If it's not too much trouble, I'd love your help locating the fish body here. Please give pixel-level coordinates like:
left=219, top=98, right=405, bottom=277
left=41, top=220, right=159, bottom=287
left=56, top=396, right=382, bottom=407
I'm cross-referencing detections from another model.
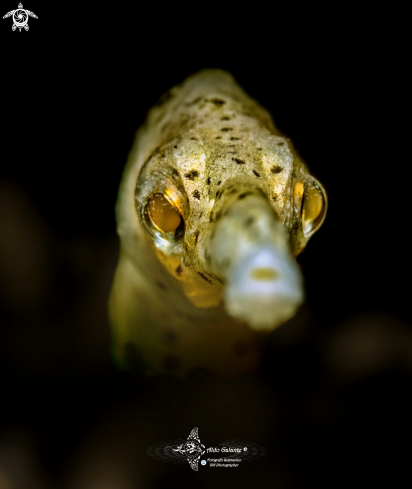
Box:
left=109, top=70, right=327, bottom=377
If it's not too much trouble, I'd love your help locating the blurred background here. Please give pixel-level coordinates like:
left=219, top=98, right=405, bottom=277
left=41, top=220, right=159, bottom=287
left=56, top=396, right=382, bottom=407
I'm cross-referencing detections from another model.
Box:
left=0, top=4, right=408, bottom=488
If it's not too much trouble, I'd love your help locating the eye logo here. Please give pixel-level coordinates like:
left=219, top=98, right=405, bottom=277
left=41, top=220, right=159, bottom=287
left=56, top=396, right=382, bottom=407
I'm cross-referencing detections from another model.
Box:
left=172, top=427, right=206, bottom=471
left=3, top=3, right=38, bottom=32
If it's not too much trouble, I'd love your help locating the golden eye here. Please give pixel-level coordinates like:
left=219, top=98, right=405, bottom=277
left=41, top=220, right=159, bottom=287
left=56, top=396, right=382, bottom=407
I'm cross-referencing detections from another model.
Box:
left=141, top=192, right=185, bottom=244
left=148, top=193, right=181, bottom=233
left=301, top=178, right=327, bottom=236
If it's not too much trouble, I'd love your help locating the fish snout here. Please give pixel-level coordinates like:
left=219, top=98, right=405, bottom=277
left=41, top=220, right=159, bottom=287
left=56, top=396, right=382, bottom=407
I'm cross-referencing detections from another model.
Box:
left=225, top=248, right=304, bottom=330
left=203, top=189, right=304, bottom=330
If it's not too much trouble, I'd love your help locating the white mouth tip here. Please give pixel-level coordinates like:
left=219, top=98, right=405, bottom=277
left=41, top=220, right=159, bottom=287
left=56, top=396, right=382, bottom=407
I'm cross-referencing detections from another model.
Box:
left=226, top=292, right=303, bottom=330
left=224, top=250, right=304, bottom=331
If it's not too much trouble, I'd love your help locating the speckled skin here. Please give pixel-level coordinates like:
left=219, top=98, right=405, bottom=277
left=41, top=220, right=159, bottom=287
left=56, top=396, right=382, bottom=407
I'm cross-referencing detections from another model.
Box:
left=108, top=70, right=323, bottom=377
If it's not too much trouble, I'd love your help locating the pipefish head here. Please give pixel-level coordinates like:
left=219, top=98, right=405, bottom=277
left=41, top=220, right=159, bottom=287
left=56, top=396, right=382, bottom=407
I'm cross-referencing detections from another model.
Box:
left=135, top=128, right=327, bottom=331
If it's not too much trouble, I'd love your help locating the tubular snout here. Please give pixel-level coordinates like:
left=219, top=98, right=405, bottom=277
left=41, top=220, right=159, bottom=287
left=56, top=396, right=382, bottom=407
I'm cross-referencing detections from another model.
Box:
left=202, top=189, right=304, bottom=330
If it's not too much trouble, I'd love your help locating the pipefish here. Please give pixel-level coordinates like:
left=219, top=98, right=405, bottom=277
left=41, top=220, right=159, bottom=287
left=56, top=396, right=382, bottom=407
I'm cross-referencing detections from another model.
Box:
left=108, top=70, right=327, bottom=377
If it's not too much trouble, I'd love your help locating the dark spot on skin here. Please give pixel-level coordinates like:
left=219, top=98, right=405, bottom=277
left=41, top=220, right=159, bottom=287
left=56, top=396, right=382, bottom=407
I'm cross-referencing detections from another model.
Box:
left=207, top=177, right=211, bottom=185
left=192, top=189, right=201, bottom=200
left=184, top=170, right=199, bottom=180
left=190, top=137, right=198, bottom=140
left=257, top=148, right=262, bottom=151
left=175, top=264, right=182, bottom=276
left=233, top=158, right=245, bottom=164
left=233, top=341, right=249, bottom=357
left=174, top=145, right=177, bottom=149
left=230, top=137, right=241, bottom=141
left=216, top=209, right=222, bottom=221
left=277, top=141, right=285, bottom=146
left=194, top=231, right=199, bottom=245
left=221, top=116, right=230, bottom=121
left=215, top=190, right=220, bottom=198
left=272, top=195, right=278, bottom=202
left=163, top=355, right=180, bottom=371
left=215, top=136, right=222, bottom=139
left=157, top=281, right=167, bottom=290
left=171, top=168, right=179, bottom=177
left=198, top=272, right=213, bottom=284
left=199, top=212, right=203, bottom=218
left=221, top=127, right=233, bottom=132
left=217, top=181, right=221, bottom=186
left=238, top=192, right=252, bottom=200
left=211, top=99, right=225, bottom=105
left=245, top=216, right=255, bottom=227
left=252, top=170, right=261, bottom=177
left=206, top=271, right=218, bottom=281
left=209, top=212, right=214, bottom=222
left=164, top=331, right=178, bottom=343
left=271, top=165, right=283, bottom=174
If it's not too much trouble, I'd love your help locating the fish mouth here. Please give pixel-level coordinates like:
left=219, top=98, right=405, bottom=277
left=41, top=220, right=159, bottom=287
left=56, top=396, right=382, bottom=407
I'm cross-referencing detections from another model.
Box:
left=224, top=248, right=304, bottom=330
left=203, top=188, right=304, bottom=330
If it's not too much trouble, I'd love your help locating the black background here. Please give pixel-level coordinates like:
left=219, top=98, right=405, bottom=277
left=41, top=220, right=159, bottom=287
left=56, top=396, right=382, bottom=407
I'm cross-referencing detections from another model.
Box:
left=0, top=4, right=409, bottom=489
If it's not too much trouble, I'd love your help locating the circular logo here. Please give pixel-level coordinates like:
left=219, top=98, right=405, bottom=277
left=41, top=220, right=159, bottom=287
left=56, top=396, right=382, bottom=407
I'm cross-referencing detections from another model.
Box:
left=13, top=9, right=28, bottom=28
left=201, top=460, right=206, bottom=465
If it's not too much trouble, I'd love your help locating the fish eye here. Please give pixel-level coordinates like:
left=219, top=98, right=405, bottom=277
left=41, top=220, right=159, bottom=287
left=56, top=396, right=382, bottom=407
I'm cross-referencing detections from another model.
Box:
left=149, top=193, right=181, bottom=232
left=141, top=192, right=185, bottom=243
left=301, top=178, right=327, bottom=237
